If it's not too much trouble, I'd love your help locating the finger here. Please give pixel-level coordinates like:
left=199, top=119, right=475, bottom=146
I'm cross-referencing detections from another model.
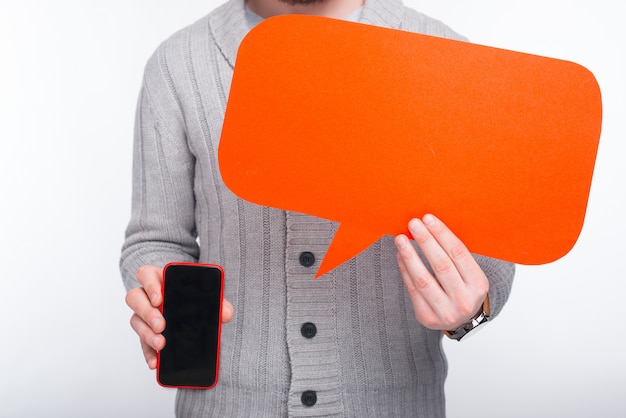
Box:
left=421, top=214, right=487, bottom=287
left=136, top=265, right=163, bottom=307
left=126, top=287, right=166, bottom=334
left=408, top=217, right=465, bottom=296
left=222, top=298, right=234, bottom=324
left=140, top=340, right=159, bottom=370
left=130, top=313, right=166, bottom=354
left=396, top=251, right=442, bottom=330
left=394, top=234, right=446, bottom=307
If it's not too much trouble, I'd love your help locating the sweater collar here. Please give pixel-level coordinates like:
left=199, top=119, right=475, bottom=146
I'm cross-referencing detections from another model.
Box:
left=209, top=0, right=405, bottom=68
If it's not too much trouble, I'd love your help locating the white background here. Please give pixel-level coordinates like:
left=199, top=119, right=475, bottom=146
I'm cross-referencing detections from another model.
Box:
left=1, top=1, right=624, bottom=417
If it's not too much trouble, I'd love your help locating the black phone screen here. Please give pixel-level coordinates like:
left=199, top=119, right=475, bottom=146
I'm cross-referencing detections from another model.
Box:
left=157, top=263, right=224, bottom=389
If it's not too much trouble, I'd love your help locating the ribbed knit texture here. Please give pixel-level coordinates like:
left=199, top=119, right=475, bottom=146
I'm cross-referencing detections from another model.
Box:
left=120, top=0, right=515, bottom=416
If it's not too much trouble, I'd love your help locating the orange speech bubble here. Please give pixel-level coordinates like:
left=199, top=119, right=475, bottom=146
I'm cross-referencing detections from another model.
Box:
left=218, top=15, right=602, bottom=278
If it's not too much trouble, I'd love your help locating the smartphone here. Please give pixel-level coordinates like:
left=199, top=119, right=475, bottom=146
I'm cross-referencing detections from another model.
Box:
left=157, top=262, right=224, bottom=389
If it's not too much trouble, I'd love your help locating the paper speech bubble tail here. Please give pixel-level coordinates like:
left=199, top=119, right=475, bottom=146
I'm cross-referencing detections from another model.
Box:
left=315, top=224, right=383, bottom=279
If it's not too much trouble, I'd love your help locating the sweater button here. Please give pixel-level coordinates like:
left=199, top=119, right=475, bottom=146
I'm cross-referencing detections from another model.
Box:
left=301, top=322, right=317, bottom=339
left=299, top=251, right=315, bottom=267
left=301, top=390, right=317, bottom=407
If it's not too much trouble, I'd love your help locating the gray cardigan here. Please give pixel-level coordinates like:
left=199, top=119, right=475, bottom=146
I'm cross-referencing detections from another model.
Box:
left=120, top=0, right=515, bottom=416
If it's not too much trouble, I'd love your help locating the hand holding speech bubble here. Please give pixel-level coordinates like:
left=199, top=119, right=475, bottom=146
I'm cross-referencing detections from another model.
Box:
left=219, top=15, right=602, bottom=278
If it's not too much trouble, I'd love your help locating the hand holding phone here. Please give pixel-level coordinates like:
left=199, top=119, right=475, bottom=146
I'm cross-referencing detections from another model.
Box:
left=157, top=262, right=224, bottom=389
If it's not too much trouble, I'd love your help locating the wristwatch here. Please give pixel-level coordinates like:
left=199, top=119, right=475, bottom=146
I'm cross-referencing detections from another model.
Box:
left=443, top=295, right=491, bottom=341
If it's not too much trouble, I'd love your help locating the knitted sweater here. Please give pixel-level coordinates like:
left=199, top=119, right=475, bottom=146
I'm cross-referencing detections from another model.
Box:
left=120, top=0, right=515, bottom=416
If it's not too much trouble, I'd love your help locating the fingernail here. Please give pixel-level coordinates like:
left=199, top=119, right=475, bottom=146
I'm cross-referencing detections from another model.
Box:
left=408, top=218, right=423, bottom=232
left=423, top=214, right=436, bottom=226
left=395, top=235, right=409, bottom=249
left=152, top=337, right=161, bottom=350
left=151, top=317, right=160, bottom=330
left=150, top=293, right=159, bottom=303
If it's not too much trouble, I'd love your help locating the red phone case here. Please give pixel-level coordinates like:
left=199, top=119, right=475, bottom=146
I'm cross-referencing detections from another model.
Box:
left=156, top=262, right=224, bottom=389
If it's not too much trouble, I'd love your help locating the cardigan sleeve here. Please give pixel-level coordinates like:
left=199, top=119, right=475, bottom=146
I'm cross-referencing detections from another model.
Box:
left=473, top=255, right=515, bottom=319
left=119, top=47, right=200, bottom=291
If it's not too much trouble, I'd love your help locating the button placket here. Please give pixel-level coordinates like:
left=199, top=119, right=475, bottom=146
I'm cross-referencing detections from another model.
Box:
left=285, top=212, right=345, bottom=415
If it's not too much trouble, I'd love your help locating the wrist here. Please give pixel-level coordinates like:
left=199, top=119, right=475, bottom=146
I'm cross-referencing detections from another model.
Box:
left=443, top=294, right=490, bottom=341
